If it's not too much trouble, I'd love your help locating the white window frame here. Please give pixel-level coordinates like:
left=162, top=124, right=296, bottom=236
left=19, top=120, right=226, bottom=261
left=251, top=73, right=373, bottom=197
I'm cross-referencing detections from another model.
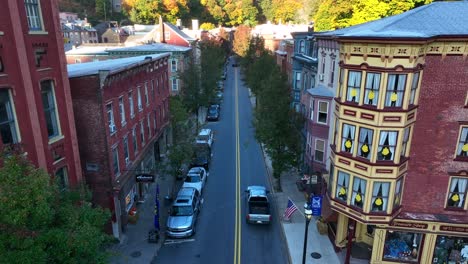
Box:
left=456, top=127, right=468, bottom=157
left=172, top=78, right=178, bottom=91
left=409, top=72, right=419, bottom=105
left=377, top=131, right=398, bottom=161
left=140, top=121, right=145, bottom=146
left=128, top=91, right=134, bottom=118
left=0, top=89, right=19, bottom=145
left=394, top=178, right=403, bottom=208
left=147, top=115, right=151, bottom=138
left=400, top=127, right=411, bottom=158
left=123, top=136, right=129, bottom=164
left=309, top=99, right=314, bottom=121
left=446, top=177, right=467, bottom=209
left=317, top=101, right=328, bottom=125
left=106, top=103, right=116, bottom=134
left=346, top=71, right=362, bottom=103
left=55, top=167, right=69, bottom=191
left=314, top=139, right=325, bottom=163
left=137, top=86, right=143, bottom=111
left=357, top=127, right=374, bottom=160
left=299, top=40, right=305, bottom=54
left=295, top=72, right=301, bottom=90
left=371, top=182, right=390, bottom=212
left=144, top=82, right=149, bottom=105
left=363, top=72, right=381, bottom=107
left=25, top=0, right=44, bottom=32
left=384, top=74, right=406, bottom=108
left=351, top=176, right=367, bottom=209
left=132, top=126, right=138, bottom=154
left=171, top=59, right=177, bottom=72
left=41, top=80, right=61, bottom=139
left=341, top=123, right=356, bottom=154
left=336, top=171, right=350, bottom=202
left=118, top=96, right=126, bottom=125
left=112, top=146, right=120, bottom=176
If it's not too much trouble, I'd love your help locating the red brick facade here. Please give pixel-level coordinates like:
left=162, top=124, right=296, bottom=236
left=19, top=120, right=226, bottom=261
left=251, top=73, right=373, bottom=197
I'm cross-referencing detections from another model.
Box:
left=68, top=54, right=171, bottom=238
left=0, top=0, right=82, bottom=185
left=403, top=55, right=468, bottom=215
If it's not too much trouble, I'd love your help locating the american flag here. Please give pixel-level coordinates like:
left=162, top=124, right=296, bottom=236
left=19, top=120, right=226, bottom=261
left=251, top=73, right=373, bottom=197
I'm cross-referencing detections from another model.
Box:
left=283, top=198, right=298, bottom=220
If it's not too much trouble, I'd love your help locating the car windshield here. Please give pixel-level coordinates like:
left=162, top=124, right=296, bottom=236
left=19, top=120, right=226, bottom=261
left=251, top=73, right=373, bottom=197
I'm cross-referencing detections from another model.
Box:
left=185, top=175, right=201, bottom=182
left=197, top=135, right=209, bottom=141
left=171, top=205, right=193, bottom=216
left=209, top=108, right=218, bottom=114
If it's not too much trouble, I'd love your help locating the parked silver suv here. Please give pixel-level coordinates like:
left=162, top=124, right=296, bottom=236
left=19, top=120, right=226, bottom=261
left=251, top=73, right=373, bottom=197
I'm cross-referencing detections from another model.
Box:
left=166, top=187, right=202, bottom=238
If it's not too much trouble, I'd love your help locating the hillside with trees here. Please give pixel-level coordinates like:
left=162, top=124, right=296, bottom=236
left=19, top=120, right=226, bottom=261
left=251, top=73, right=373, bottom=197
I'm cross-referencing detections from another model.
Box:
left=59, top=0, right=435, bottom=30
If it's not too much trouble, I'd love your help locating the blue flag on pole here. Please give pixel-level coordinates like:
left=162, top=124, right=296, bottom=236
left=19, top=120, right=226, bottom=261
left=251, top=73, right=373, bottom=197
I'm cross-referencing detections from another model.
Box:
left=154, top=184, right=160, bottom=231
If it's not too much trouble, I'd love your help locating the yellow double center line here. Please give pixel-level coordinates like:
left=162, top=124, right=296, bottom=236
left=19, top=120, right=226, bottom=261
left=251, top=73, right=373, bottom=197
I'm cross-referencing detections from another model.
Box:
left=233, top=68, right=241, bottom=264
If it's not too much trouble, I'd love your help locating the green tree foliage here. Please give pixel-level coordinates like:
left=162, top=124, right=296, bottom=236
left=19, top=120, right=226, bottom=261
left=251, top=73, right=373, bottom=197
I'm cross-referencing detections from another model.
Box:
left=163, top=96, right=194, bottom=179
left=200, top=22, right=216, bottom=30
left=0, top=155, right=111, bottom=264
left=232, top=25, right=251, bottom=57
left=272, top=0, right=303, bottom=23
left=126, top=0, right=190, bottom=24
left=243, top=42, right=302, bottom=187
left=314, top=0, right=433, bottom=31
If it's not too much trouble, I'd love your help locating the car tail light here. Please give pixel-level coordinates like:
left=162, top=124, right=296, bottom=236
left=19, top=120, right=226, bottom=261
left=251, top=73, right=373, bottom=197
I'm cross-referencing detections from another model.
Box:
left=269, top=215, right=272, bottom=221
left=246, top=215, right=250, bottom=220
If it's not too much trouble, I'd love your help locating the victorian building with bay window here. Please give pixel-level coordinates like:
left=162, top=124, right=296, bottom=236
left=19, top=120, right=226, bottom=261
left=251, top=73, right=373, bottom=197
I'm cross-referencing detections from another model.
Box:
left=68, top=54, right=171, bottom=240
left=318, top=2, right=468, bottom=263
left=0, top=0, right=83, bottom=187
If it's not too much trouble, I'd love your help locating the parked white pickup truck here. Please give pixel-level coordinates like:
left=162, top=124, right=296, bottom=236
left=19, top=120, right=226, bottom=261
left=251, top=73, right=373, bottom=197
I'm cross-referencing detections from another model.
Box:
left=245, top=185, right=271, bottom=224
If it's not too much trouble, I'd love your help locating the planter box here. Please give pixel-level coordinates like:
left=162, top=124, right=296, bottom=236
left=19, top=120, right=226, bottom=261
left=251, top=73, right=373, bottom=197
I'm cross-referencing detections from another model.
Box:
left=317, top=220, right=328, bottom=235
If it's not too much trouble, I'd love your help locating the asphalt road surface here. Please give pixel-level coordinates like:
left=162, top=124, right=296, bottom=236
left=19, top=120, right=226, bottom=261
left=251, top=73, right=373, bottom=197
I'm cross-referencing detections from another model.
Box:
left=153, top=60, right=288, bottom=264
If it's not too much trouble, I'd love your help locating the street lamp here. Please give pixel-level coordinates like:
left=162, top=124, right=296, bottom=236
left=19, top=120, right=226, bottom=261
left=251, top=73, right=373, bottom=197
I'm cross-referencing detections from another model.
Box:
left=303, top=203, right=313, bottom=264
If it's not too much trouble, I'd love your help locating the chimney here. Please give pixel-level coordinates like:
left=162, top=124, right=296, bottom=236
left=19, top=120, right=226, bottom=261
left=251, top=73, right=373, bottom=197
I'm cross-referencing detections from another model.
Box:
left=159, top=15, right=166, bottom=43
left=192, top=19, right=199, bottom=31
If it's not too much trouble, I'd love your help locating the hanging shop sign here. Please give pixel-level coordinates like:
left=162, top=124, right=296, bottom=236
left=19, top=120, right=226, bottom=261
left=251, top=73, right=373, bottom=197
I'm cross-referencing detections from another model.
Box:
left=440, top=225, right=468, bottom=233
left=136, top=174, right=155, bottom=183
left=391, top=221, right=428, bottom=229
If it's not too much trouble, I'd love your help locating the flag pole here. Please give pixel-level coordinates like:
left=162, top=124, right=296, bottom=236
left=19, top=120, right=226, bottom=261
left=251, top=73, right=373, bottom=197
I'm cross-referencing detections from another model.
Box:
left=287, top=196, right=304, bottom=217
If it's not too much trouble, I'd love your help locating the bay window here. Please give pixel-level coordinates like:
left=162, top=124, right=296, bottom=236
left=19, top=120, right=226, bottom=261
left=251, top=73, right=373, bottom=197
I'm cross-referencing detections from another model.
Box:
left=351, top=177, right=367, bottom=209
left=384, top=74, right=406, bottom=108
left=358, top=127, right=373, bottom=160
left=346, top=71, right=362, bottom=103
left=371, top=182, right=390, bottom=212
left=341, top=123, right=356, bottom=154
left=336, top=171, right=350, bottom=202
left=377, top=131, right=398, bottom=161
left=363, top=72, right=381, bottom=106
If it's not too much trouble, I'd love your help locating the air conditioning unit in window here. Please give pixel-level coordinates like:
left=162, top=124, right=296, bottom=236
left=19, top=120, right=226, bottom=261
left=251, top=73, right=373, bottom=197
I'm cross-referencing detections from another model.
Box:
left=319, top=74, right=324, bottom=81
left=109, top=123, right=116, bottom=133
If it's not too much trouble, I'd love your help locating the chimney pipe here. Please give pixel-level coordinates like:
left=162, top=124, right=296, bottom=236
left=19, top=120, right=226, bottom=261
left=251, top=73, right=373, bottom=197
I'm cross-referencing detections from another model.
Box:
left=159, top=15, right=166, bottom=43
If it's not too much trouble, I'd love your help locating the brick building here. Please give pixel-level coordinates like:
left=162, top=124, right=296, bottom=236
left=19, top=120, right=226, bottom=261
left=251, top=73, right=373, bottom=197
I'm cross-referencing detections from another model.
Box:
left=68, top=54, right=171, bottom=239
left=318, top=2, right=468, bottom=263
left=0, top=0, right=83, bottom=186
left=65, top=43, right=191, bottom=95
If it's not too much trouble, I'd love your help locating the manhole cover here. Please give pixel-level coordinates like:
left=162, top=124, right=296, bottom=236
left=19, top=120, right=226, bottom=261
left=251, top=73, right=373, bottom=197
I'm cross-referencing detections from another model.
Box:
left=311, top=252, right=322, bottom=259
left=131, top=251, right=142, bottom=258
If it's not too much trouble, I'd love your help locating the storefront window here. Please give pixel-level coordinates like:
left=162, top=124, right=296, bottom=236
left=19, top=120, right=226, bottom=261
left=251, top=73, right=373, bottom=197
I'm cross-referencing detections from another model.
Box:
left=432, top=236, right=468, bottom=264
left=384, top=231, right=423, bottom=262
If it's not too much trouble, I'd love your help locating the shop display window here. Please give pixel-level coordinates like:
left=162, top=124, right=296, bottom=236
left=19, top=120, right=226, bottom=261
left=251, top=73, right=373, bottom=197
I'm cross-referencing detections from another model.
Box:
left=383, top=231, right=422, bottom=262
left=432, top=236, right=468, bottom=264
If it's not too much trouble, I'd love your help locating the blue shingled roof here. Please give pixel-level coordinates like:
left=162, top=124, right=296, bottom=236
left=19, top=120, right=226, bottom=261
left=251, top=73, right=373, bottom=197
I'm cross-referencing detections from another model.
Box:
left=317, top=2, right=468, bottom=39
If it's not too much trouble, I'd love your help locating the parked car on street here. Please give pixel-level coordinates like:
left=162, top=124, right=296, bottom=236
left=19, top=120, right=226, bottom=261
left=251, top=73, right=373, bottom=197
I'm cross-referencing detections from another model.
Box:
left=166, top=187, right=202, bottom=238
left=190, top=144, right=211, bottom=170
left=182, top=167, right=208, bottom=195
left=245, top=185, right=271, bottom=224
left=206, top=104, right=220, bottom=121
left=196, top=128, right=214, bottom=148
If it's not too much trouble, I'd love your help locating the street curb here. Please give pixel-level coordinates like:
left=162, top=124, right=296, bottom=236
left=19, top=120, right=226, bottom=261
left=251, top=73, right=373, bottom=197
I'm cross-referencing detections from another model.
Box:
left=259, top=142, right=293, bottom=264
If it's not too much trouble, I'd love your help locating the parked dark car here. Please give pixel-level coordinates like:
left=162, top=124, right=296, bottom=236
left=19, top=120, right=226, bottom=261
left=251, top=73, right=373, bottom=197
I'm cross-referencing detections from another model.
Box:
left=190, top=144, right=211, bottom=170
left=206, top=104, right=220, bottom=121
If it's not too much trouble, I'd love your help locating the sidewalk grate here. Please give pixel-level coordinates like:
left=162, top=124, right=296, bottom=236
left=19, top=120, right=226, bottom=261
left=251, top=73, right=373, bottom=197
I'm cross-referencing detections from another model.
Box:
left=130, top=251, right=142, bottom=258
left=311, top=252, right=322, bottom=259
